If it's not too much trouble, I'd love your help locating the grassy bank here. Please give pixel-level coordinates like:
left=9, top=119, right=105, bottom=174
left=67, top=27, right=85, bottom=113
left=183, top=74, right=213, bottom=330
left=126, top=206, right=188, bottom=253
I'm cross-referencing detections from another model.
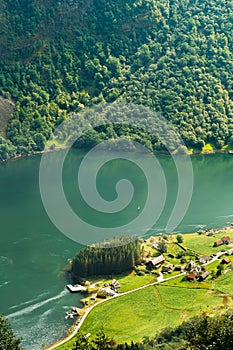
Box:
left=54, top=228, right=233, bottom=349
left=56, top=283, right=231, bottom=349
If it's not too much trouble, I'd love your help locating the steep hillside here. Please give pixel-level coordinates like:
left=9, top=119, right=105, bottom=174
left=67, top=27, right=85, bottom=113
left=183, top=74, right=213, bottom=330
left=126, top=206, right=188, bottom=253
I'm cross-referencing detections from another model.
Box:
left=0, top=97, right=14, bottom=135
left=1, top=0, right=233, bottom=159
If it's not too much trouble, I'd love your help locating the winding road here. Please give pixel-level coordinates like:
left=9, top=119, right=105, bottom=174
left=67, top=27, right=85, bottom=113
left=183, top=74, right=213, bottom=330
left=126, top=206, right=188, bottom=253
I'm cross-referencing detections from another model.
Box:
left=45, top=248, right=233, bottom=349
left=45, top=272, right=186, bottom=349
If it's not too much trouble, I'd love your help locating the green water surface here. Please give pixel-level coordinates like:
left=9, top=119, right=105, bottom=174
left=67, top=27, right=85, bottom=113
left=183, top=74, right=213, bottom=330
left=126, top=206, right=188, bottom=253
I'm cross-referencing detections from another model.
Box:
left=0, top=150, right=233, bottom=348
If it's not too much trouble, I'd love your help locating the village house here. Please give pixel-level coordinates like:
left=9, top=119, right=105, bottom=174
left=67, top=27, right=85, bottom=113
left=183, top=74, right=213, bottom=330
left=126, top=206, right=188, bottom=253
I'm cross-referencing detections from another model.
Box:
left=198, top=255, right=209, bottom=264
left=197, top=270, right=209, bottom=281
left=161, top=265, right=172, bottom=274
left=111, top=279, right=120, bottom=289
left=222, top=236, right=231, bottom=244
left=221, top=257, right=231, bottom=264
left=185, top=260, right=197, bottom=271
left=97, top=287, right=116, bottom=298
left=213, top=236, right=231, bottom=247
left=146, top=255, right=165, bottom=270
left=226, top=249, right=233, bottom=255
left=187, top=273, right=197, bottom=281
left=185, top=260, right=202, bottom=275
left=174, top=265, right=184, bottom=272
left=194, top=265, right=202, bottom=274
left=213, top=239, right=224, bottom=247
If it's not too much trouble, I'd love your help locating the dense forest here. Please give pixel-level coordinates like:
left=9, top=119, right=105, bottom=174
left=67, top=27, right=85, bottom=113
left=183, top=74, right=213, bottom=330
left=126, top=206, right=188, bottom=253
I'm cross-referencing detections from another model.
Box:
left=70, top=237, right=142, bottom=279
left=1, top=0, right=233, bottom=159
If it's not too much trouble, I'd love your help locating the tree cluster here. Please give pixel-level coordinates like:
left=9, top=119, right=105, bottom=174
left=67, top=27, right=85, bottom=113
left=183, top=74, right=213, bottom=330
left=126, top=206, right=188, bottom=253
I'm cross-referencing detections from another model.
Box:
left=70, top=237, right=142, bottom=279
left=142, top=311, right=233, bottom=350
left=72, top=329, right=115, bottom=350
left=0, top=314, right=22, bottom=350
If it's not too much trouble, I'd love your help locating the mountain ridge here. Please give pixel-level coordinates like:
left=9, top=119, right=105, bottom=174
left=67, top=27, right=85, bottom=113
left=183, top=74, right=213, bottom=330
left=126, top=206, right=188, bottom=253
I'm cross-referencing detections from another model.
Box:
left=1, top=0, right=233, bottom=159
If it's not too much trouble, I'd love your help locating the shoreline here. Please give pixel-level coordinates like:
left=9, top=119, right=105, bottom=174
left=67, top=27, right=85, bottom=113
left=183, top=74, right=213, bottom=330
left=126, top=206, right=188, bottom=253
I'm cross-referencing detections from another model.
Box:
left=1, top=144, right=232, bottom=165
left=0, top=145, right=68, bottom=164
left=45, top=224, right=233, bottom=349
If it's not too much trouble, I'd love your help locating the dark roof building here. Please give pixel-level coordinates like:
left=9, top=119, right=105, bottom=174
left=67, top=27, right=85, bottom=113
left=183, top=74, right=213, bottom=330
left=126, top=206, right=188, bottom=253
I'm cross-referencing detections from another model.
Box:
left=146, top=255, right=165, bottom=270
left=174, top=265, right=183, bottom=271
left=197, top=271, right=209, bottom=281
left=161, top=265, right=172, bottom=274
left=222, top=236, right=231, bottom=244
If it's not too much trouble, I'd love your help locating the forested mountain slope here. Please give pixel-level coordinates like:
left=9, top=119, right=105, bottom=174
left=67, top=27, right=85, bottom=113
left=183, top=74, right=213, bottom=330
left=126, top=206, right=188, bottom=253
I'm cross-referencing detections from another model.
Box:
left=1, top=0, right=233, bottom=159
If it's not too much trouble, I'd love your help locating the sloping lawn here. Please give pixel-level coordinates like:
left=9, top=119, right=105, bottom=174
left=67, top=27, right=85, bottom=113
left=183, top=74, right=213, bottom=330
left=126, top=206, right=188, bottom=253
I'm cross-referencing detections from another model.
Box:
left=99, top=272, right=156, bottom=293
left=183, top=231, right=233, bottom=256
left=56, top=284, right=226, bottom=350
left=215, top=270, right=233, bottom=296
left=80, top=286, right=223, bottom=343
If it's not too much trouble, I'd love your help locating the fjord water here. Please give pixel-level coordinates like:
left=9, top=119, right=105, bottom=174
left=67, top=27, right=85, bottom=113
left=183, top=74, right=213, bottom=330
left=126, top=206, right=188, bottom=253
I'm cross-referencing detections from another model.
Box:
left=1, top=150, right=233, bottom=349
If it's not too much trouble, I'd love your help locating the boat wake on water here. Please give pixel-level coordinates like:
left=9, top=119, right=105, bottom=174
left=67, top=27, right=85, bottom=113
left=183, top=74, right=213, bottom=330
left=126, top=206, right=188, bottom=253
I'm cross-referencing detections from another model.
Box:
left=9, top=292, right=50, bottom=310
left=7, top=289, right=68, bottom=318
left=41, top=309, right=53, bottom=317
left=217, top=214, right=233, bottom=219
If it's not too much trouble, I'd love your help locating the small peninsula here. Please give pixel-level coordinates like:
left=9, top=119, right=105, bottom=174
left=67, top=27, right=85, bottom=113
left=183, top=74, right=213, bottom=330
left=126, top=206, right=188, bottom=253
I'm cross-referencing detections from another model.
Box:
left=47, top=225, right=233, bottom=349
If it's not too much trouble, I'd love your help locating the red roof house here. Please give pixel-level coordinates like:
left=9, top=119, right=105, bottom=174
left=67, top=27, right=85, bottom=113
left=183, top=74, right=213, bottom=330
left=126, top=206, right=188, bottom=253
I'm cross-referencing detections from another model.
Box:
left=187, top=273, right=197, bottom=281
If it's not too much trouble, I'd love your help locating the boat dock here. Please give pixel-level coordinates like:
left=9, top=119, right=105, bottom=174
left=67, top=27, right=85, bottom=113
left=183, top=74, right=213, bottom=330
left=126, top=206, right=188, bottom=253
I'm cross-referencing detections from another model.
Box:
left=66, top=284, right=87, bottom=293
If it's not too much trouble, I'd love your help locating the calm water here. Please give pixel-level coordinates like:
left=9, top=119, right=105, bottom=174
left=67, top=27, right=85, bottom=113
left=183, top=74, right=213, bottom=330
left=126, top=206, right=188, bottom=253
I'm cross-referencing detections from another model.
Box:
left=1, top=150, right=233, bottom=348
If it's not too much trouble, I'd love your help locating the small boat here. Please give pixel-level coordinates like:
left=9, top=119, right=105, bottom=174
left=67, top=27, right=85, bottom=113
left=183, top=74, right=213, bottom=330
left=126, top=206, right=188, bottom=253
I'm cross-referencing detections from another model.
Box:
left=65, top=307, right=81, bottom=320
left=65, top=312, right=74, bottom=319
left=229, top=150, right=233, bottom=154
left=137, top=206, right=141, bottom=211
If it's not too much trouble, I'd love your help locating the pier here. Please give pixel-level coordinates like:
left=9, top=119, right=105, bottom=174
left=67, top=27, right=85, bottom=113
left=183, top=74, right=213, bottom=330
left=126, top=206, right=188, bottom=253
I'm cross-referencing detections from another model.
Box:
left=66, top=284, right=87, bottom=293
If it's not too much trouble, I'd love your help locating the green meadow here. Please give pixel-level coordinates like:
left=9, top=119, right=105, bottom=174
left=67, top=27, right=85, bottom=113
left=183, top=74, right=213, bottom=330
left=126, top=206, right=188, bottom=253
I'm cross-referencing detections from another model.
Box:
left=57, top=282, right=231, bottom=349
left=182, top=231, right=233, bottom=256
left=56, top=229, right=233, bottom=349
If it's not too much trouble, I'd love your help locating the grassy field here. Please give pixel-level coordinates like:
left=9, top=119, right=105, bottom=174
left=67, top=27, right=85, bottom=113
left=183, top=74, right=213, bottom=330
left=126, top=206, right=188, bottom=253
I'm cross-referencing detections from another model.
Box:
left=215, top=270, right=233, bottom=296
left=55, top=230, right=233, bottom=349
left=89, top=272, right=157, bottom=294
left=100, top=272, right=156, bottom=293
left=182, top=231, right=233, bottom=256
left=56, top=280, right=232, bottom=350
left=167, top=242, right=184, bottom=255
